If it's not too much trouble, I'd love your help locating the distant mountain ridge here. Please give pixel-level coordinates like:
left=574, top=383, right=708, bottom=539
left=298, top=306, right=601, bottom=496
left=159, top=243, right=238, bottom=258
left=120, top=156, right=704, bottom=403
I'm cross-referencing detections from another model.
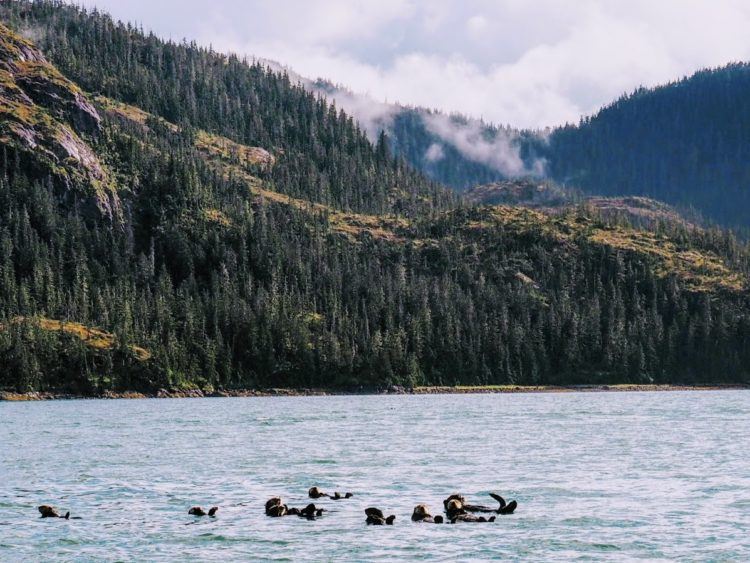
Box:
left=290, top=64, right=750, bottom=231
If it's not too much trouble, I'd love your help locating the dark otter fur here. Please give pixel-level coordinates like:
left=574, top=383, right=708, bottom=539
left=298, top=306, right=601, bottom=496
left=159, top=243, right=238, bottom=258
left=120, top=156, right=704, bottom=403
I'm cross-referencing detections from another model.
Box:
left=450, top=514, right=497, bottom=523
left=38, top=505, right=69, bottom=519
left=266, top=497, right=325, bottom=520
left=265, top=497, right=288, bottom=517
left=308, top=487, right=328, bottom=499
left=445, top=498, right=497, bottom=523
left=365, top=507, right=395, bottom=525
left=308, top=487, right=353, bottom=500
left=188, top=506, right=218, bottom=517
left=300, top=503, right=325, bottom=519
left=411, top=504, right=442, bottom=523
left=443, top=492, right=518, bottom=516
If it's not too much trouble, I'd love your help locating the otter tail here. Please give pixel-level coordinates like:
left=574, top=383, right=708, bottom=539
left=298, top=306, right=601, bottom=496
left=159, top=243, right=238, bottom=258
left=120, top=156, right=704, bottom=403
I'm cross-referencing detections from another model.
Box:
left=489, top=493, right=507, bottom=509
left=63, top=512, right=70, bottom=520
left=499, top=500, right=517, bottom=514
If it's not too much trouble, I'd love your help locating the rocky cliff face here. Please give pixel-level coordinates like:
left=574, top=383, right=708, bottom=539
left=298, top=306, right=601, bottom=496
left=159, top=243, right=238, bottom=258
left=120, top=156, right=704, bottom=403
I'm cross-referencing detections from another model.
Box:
left=0, top=23, right=118, bottom=218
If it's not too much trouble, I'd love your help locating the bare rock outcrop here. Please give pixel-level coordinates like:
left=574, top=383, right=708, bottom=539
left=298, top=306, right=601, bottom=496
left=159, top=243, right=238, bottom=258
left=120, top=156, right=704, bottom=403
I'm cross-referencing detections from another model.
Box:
left=0, top=23, right=118, bottom=218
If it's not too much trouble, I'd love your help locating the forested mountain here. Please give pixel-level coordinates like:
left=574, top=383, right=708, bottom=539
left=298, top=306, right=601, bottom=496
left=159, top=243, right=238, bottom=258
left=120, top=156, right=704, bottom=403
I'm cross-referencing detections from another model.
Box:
left=1, top=0, right=750, bottom=395
left=543, top=65, right=750, bottom=231
left=360, top=65, right=750, bottom=231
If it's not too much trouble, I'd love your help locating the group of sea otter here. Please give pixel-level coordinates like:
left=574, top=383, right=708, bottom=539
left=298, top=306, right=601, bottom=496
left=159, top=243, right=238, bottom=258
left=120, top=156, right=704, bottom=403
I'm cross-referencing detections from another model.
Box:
left=38, top=487, right=517, bottom=525
left=409, top=493, right=518, bottom=524
left=266, top=486, right=518, bottom=526
left=264, top=487, right=354, bottom=519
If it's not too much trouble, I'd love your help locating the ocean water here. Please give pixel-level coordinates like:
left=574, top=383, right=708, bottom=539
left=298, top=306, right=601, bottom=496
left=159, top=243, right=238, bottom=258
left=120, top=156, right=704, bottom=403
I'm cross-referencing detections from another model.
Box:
left=0, top=391, right=748, bottom=561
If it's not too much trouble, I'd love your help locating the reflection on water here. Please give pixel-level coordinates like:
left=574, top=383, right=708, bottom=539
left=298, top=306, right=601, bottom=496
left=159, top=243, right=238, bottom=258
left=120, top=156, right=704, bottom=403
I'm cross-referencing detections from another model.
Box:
left=1, top=391, right=749, bottom=560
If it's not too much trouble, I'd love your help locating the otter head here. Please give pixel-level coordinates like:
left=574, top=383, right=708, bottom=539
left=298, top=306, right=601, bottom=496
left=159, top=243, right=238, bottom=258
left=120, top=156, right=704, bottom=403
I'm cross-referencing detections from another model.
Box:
left=445, top=498, right=465, bottom=518
left=38, top=505, right=59, bottom=518
left=308, top=487, right=326, bottom=499
left=301, top=503, right=317, bottom=516
left=345, top=492, right=353, bottom=498
left=443, top=494, right=465, bottom=510
left=411, top=504, right=431, bottom=521
left=365, top=507, right=384, bottom=519
left=188, top=506, right=206, bottom=516
left=446, top=499, right=463, bottom=512
left=266, top=504, right=287, bottom=517
left=208, top=507, right=218, bottom=517
left=265, top=497, right=282, bottom=511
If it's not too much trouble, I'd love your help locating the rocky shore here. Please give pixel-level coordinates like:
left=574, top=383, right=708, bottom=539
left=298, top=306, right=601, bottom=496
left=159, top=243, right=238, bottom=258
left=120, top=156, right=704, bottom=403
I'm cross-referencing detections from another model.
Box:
left=1, top=383, right=747, bottom=401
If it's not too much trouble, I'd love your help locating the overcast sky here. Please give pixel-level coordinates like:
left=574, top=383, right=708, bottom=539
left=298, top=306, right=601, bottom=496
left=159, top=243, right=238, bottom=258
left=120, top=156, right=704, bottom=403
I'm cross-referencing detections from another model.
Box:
left=72, top=0, right=750, bottom=129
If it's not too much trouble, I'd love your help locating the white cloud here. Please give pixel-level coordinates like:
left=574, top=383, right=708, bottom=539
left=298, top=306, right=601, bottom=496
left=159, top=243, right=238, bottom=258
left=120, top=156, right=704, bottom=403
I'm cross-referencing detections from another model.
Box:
left=424, top=114, right=544, bottom=176
left=424, top=143, right=445, bottom=163
left=466, top=15, right=489, bottom=36
left=73, top=0, right=750, bottom=128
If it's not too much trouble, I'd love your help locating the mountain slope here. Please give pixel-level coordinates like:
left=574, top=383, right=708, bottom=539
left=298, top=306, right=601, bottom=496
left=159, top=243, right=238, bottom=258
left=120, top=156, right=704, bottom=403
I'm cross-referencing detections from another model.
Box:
left=0, top=22, right=117, bottom=217
left=309, top=64, right=750, bottom=232
left=542, top=64, right=750, bottom=230
left=465, top=179, right=694, bottom=229
left=1, top=1, right=750, bottom=395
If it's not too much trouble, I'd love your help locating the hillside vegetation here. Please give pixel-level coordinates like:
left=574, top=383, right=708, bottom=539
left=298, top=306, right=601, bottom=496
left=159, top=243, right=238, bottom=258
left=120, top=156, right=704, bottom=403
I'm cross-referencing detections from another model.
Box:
left=0, top=1, right=749, bottom=395
left=342, top=62, right=750, bottom=231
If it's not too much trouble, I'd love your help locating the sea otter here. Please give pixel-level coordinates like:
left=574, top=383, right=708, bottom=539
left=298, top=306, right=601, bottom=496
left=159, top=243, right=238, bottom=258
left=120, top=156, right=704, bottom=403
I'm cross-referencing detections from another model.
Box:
left=365, top=507, right=396, bottom=525
left=308, top=487, right=353, bottom=500
left=299, top=503, right=325, bottom=519
left=444, top=499, right=496, bottom=523
left=265, top=497, right=325, bottom=519
left=188, top=506, right=218, bottom=517
left=443, top=493, right=518, bottom=515
left=265, top=497, right=288, bottom=517
left=411, top=504, right=444, bottom=524
left=38, top=505, right=69, bottom=519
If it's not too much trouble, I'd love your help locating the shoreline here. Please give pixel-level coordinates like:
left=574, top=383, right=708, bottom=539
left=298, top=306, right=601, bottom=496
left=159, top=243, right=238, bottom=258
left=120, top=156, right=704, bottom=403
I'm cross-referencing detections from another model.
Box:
left=1, top=383, right=748, bottom=401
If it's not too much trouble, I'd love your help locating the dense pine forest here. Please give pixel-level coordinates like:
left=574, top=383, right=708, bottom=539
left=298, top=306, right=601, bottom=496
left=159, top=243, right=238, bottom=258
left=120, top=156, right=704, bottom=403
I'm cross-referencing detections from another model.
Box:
left=1, top=0, right=750, bottom=395
left=543, top=65, right=750, bottom=231
left=361, top=65, right=750, bottom=231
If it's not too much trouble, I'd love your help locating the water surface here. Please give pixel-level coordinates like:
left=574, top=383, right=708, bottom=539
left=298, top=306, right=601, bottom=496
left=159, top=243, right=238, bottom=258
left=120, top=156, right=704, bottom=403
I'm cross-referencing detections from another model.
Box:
left=1, top=391, right=748, bottom=560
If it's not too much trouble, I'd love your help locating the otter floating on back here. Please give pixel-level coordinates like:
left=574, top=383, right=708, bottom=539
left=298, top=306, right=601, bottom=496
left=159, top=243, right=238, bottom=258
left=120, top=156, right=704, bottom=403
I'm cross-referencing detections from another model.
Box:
left=188, top=506, right=218, bottom=517
left=38, top=505, right=69, bottom=519
left=442, top=492, right=517, bottom=522
left=308, top=486, right=353, bottom=500
left=411, top=504, right=444, bottom=524
left=365, top=507, right=396, bottom=525
left=266, top=497, right=325, bottom=520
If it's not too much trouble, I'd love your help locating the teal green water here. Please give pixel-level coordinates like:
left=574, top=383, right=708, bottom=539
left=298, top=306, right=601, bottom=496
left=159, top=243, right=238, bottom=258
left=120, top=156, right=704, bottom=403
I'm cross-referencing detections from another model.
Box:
left=1, top=391, right=748, bottom=561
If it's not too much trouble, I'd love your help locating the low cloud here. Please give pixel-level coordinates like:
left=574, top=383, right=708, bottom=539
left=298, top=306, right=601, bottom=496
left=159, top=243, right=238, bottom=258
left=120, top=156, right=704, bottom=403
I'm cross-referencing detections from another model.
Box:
left=73, top=0, right=750, bottom=129
left=424, top=143, right=445, bottom=163
left=316, top=84, right=398, bottom=141
left=423, top=113, right=544, bottom=177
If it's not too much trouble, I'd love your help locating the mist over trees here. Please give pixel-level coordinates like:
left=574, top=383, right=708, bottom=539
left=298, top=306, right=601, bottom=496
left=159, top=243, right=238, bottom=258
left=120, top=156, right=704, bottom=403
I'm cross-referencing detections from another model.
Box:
left=378, top=64, right=750, bottom=232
